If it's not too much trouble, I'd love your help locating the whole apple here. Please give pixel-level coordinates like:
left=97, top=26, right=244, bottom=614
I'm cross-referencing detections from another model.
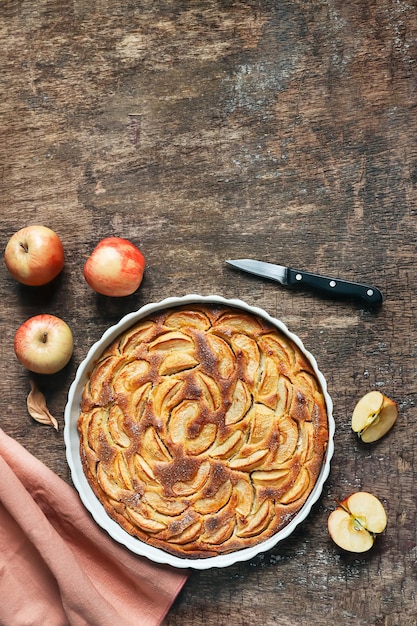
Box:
left=84, top=237, right=145, bottom=297
left=4, top=225, right=65, bottom=286
left=14, top=314, right=74, bottom=375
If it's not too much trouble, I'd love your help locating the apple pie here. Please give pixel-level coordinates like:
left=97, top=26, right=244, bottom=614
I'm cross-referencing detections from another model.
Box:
left=78, top=304, right=329, bottom=558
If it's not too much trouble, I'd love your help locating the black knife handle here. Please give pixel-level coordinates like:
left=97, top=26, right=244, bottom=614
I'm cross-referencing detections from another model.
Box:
left=286, top=268, right=383, bottom=305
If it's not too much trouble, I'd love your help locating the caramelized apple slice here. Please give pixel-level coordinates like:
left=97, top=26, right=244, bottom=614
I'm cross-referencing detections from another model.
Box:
left=280, top=467, right=310, bottom=504
left=209, top=430, right=243, bottom=459
left=237, top=500, right=274, bottom=538
left=194, top=479, right=232, bottom=514
left=228, top=448, right=268, bottom=471
left=172, top=460, right=211, bottom=496
left=126, top=506, right=167, bottom=533
left=164, top=309, right=211, bottom=331
left=142, top=427, right=172, bottom=463
left=234, top=478, right=254, bottom=517
left=230, top=333, right=260, bottom=385
left=225, top=379, right=251, bottom=425
left=203, top=515, right=235, bottom=545
left=144, top=490, right=188, bottom=516
left=255, top=355, right=280, bottom=409
left=113, top=359, right=150, bottom=392
left=205, top=334, right=236, bottom=378
left=168, top=520, right=202, bottom=544
left=196, top=372, right=222, bottom=410
left=274, top=415, right=298, bottom=464
left=97, top=464, right=123, bottom=501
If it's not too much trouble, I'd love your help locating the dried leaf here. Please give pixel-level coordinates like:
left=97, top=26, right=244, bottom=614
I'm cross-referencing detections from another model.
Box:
left=27, top=380, right=59, bottom=431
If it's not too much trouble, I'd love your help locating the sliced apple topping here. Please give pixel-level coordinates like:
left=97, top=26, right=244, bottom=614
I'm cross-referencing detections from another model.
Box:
left=159, top=352, right=199, bottom=376
left=228, top=448, right=269, bottom=471
left=255, top=355, right=280, bottom=409
left=169, top=400, right=217, bottom=455
left=134, top=454, right=157, bottom=483
left=115, top=453, right=134, bottom=490
left=209, top=430, right=243, bottom=459
left=247, top=404, right=276, bottom=445
left=126, top=506, right=167, bottom=533
left=205, top=334, right=236, bottom=378
left=251, top=468, right=290, bottom=489
left=118, top=320, right=156, bottom=353
left=194, top=479, right=232, bottom=515
left=258, top=333, right=295, bottom=373
left=144, top=490, right=188, bottom=516
left=224, top=379, right=251, bottom=425
left=164, top=309, right=211, bottom=331
left=273, top=416, right=298, bottom=464
left=328, top=491, right=387, bottom=553
left=214, top=312, right=264, bottom=335
left=108, top=404, right=131, bottom=448
left=352, top=391, right=398, bottom=443
left=196, top=372, right=222, bottom=410
left=172, top=460, right=211, bottom=496
left=203, top=515, right=235, bottom=545
left=237, top=499, right=274, bottom=538
left=280, top=467, right=310, bottom=504
left=234, top=478, right=254, bottom=517
left=168, top=519, right=202, bottom=545
left=230, top=333, right=260, bottom=385
left=113, top=359, right=150, bottom=393
left=85, top=354, right=120, bottom=406
left=142, top=427, right=172, bottom=463
left=149, top=330, right=194, bottom=352
left=97, top=464, right=124, bottom=501
left=129, top=382, right=153, bottom=422
left=151, top=378, right=184, bottom=421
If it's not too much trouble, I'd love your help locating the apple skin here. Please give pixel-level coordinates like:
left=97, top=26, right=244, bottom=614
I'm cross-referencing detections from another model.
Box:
left=83, top=237, right=145, bottom=297
left=4, top=225, right=65, bottom=286
left=14, top=314, right=74, bottom=375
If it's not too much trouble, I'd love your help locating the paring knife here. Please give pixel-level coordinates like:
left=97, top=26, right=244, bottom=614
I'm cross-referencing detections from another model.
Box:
left=226, top=259, right=383, bottom=305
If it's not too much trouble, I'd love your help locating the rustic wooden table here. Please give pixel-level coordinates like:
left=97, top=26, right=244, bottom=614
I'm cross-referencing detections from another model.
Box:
left=1, top=1, right=416, bottom=624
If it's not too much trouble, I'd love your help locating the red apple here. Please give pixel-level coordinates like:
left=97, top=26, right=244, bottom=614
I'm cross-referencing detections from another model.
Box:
left=4, top=225, right=65, bottom=286
left=83, top=237, right=145, bottom=297
left=14, top=314, right=74, bottom=375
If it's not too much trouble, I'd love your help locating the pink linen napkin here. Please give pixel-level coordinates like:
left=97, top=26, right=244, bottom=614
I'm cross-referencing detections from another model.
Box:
left=0, top=428, right=188, bottom=626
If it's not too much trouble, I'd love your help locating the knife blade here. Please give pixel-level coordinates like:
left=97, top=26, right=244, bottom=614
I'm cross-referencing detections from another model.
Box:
left=226, top=259, right=383, bottom=305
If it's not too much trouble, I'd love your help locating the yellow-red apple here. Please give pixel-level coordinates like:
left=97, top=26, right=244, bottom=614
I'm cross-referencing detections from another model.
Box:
left=352, top=391, right=398, bottom=443
left=14, top=314, right=73, bottom=374
left=4, top=225, right=65, bottom=286
left=83, top=237, right=145, bottom=297
left=328, top=491, right=387, bottom=552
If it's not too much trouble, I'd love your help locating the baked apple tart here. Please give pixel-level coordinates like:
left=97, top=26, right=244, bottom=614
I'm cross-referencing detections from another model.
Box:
left=78, top=304, right=329, bottom=558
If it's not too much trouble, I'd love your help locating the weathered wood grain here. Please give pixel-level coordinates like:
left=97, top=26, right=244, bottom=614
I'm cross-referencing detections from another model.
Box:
left=1, top=1, right=416, bottom=624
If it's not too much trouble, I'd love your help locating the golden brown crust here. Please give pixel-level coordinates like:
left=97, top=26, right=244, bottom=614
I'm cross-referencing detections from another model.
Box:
left=78, top=305, right=329, bottom=558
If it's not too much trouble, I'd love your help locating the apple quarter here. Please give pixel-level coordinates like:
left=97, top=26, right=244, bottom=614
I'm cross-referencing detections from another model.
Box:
left=64, top=295, right=334, bottom=569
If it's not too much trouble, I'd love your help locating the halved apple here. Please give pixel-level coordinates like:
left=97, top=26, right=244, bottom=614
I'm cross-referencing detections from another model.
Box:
left=328, top=491, right=387, bottom=552
left=352, top=391, right=398, bottom=443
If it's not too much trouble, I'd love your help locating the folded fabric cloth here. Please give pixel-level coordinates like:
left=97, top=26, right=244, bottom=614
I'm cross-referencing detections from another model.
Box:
left=0, top=428, right=188, bottom=626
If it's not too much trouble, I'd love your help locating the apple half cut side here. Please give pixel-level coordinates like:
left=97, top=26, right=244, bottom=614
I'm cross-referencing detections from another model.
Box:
left=328, top=491, right=387, bottom=553
left=351, top=391, right=398, bottom=443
